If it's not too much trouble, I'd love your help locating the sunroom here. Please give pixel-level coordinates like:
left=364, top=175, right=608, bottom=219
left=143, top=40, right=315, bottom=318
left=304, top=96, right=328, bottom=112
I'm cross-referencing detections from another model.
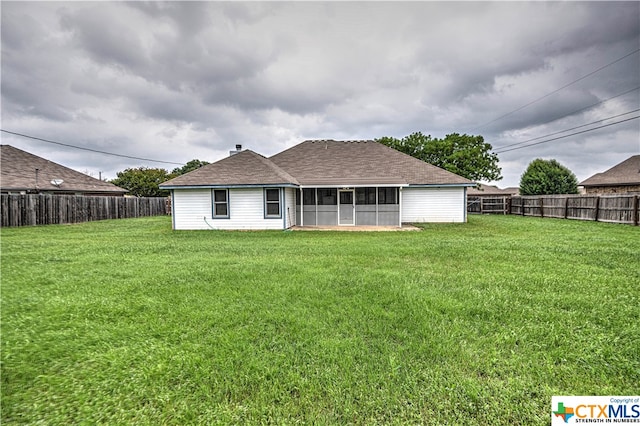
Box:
left=295, top=186, right=402, bottom=227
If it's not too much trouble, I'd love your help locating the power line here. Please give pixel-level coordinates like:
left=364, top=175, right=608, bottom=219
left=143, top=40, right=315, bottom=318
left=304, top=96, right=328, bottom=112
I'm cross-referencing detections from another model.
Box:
left=0, top=129, right=185, bottom=166
left=494, top=108, right=640, bottom=151
left=470, top=47, right=640, bottom=132
left=494, top=85, right=640, bottom=150
left=494, top=115, right=640, bottom=154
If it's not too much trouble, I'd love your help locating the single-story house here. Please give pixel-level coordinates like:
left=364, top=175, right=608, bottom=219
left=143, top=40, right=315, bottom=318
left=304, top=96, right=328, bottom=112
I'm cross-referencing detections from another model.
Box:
left=160, top=140, right=475, bottom=230
left=467, top=184, right=519, bottom=197
left=580, top=155, right=640, bottom=194
left=0, top=145, right=127, bottom=196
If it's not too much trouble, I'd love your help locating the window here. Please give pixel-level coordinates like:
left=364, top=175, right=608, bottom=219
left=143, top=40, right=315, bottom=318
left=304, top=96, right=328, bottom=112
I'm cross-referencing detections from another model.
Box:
left=303, top=189, right=316, bottom=205
left=213, top=189, right=229, bottom=218
left=265, top=188, right=281, bottom=218
left=356, top=187, right=376, bottom=205
left=317, top=188, right=337, bottom=205
left=296, top=188, right=316, bottom=206
left=378, top=187, right=398, bottom=204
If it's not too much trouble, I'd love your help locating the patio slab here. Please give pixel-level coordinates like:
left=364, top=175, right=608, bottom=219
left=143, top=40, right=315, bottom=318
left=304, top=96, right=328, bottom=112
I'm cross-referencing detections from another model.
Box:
left=290, top=224, right=420, bottom=232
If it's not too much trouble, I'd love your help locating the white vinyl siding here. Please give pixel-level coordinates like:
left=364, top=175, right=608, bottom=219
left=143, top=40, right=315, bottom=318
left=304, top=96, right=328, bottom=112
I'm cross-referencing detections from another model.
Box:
left=172, top=187, right=288, bottom=230
left=284, top=187, right=296, bottom=228
left=172, top=189, right=213, bottom=230
left=401, top=187, right=466, bottom=223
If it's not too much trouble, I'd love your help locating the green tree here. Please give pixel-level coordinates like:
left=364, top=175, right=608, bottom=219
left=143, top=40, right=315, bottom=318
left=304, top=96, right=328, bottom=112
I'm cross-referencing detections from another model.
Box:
left=377, top=132, right=501, bottom=182
left=519, top=159, right=579, bottom=195
left=110, top=167, right=173, bottom=197
left=172, top=159, right=209, bottom=176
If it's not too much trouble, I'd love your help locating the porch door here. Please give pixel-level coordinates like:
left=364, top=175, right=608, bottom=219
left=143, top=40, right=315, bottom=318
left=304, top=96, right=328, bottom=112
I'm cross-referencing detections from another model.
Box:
left=339, top=189, right=354, bottom=225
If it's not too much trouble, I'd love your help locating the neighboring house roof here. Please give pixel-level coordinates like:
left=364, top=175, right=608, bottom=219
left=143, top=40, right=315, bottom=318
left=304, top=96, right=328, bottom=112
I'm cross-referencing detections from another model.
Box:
left=468, top=184, right=519, bottom=196
left=503, top=187, right=520, bottom=195
left=161, top=149, right=299, bottom=187
left=0, top=145, right=127, bottom=195
left=162, top=140, right=474, bottom=188
left=580, top=155, right=640, bottom=187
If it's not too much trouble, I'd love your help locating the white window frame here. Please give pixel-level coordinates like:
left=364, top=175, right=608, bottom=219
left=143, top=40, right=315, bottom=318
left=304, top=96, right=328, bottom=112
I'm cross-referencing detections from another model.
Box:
left=264, top=188, right=282, bottom=219
left=212, top=189, right=230, bottom=219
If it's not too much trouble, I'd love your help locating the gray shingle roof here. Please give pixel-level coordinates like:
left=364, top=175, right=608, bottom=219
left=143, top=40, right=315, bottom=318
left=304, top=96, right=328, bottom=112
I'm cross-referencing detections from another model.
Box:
left=0, top=145, right=127, bottom=194
left=468, top=184, right=519, bottom=196
left=161, top=140, right=474, bottom=188
left=161, top=149, right=299, bottom=187
left=580, top=155, right=640, bottom=186
left=270, top=140, right=474, bottom=186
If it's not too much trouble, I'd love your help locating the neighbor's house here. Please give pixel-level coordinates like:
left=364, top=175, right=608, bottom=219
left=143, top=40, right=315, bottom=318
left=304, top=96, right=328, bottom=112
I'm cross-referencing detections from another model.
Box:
left=160, top=140, right=475, bottom=230
left=580, top=155, right=640, bottom=194
left=0, top=145, right=127, bottom=196
left=467, top=184, right=519, bottom=198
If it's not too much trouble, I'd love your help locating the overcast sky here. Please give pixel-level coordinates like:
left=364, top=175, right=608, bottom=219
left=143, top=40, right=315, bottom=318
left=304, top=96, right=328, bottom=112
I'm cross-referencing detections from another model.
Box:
left=2, top=1, right=639, bottom=188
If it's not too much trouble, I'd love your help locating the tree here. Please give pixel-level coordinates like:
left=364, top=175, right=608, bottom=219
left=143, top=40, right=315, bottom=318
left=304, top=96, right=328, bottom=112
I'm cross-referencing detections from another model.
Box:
left=377, top=132, right=502, bottom=182
left=519, top=159, right=579, bottom=195
left=172, top=159, right=209, bottom=176
left=110, top=167, right=173, bottom=197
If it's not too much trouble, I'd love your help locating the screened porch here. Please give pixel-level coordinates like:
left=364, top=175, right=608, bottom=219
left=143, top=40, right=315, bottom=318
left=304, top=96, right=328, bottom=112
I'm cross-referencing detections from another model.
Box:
left=295, top=187, right=400, bottom=226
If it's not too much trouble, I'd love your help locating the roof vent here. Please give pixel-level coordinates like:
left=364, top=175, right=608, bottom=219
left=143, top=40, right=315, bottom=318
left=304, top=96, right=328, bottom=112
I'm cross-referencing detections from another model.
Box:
left=230, top=144, right=243, bottom=156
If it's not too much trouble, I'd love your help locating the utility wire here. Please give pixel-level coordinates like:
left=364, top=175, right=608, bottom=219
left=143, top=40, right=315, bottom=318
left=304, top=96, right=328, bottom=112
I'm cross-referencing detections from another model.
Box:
left=470, top=47, right=640, bottom=132
left=494, top=85, right=640, bottom=150
left=494, top=108, right=640, bottom=151
left=0, top=129, right=185, bottom=166
left=495, top=115, right=640, bottom=154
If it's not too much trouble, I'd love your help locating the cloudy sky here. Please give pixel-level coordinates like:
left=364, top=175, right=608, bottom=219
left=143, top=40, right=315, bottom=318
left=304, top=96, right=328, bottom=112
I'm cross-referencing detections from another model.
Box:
left=2, top=1, right=639, bottom=187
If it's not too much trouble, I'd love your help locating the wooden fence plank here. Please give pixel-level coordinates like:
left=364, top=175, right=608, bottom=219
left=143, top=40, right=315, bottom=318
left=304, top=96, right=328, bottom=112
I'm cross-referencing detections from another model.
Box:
left=1, top=195, right=168, bottom=227
left=508, top=194, right=638, bottom=226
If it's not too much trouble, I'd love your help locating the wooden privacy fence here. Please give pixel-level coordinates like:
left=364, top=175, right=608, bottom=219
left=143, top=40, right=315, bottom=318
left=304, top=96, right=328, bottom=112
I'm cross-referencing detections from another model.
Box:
left=467, top=196, right=510, bottom=215
left=1, top=194, right=169, bottom=227
left=510, top=194, right=639, bottom=226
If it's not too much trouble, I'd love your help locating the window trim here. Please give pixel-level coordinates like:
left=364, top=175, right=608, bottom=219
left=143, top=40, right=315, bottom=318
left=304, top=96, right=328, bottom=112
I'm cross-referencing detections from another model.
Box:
left=212, top=189, right=230, bottom=219
left=264, top=188, right=282, bottom=219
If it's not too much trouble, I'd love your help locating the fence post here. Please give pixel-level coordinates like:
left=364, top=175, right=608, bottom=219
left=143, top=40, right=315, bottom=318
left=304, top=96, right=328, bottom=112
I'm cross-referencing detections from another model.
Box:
left=539, top=197, right=544, bottom=218
left=633, top=195, right=639, bottom=226
left=564, top=196, right=569, bottom=219
left=594, top=196, right=600, bottom=222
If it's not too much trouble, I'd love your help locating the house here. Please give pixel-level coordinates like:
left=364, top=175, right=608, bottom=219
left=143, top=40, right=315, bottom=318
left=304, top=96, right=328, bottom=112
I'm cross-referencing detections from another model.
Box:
left=160, top=140, right=475, bottom=230
left=580, top=155, right=640, bottom=194
left=0, top=145, right=127, bottom=196
left=467, top=184, right=519, bottom=197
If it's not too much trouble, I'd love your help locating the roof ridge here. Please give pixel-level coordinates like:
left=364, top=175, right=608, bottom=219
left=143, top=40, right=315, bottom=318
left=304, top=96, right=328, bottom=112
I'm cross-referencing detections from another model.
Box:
left=244, top=150, right=299, bottom=185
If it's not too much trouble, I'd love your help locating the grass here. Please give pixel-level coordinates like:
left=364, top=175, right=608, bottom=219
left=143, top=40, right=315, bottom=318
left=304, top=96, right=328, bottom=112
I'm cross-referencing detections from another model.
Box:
left=1, top=215, right=638, bottom=425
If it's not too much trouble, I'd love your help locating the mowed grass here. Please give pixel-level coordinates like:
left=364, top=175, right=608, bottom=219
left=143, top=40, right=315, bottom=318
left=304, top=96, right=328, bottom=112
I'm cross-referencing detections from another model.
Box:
left=1, top=215, right=638, bottom=425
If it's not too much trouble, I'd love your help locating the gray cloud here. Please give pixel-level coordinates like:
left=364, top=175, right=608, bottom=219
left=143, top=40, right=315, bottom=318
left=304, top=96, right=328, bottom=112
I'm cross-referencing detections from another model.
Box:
left=1, top=1, right=638, bottom=187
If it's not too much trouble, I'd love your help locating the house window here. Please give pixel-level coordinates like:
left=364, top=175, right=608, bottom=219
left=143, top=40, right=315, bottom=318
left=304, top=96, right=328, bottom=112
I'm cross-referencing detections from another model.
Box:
left=317, top=188, right=337, bottom=205
left=295, top=188, right=316, bottom=205
left=213, top=189, right=229, bottom=218
left=356, top=187, right=376, bottom=205
left=303, top=188, right=316, bottom=205
left=378, top=187, right=398, bottom=204
left=264, top=188, right=281, bottom=218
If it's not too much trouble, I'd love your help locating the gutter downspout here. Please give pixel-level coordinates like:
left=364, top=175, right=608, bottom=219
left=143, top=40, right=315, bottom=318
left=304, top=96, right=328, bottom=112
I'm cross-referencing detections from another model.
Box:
left=399, top=187, right=403, bottom=227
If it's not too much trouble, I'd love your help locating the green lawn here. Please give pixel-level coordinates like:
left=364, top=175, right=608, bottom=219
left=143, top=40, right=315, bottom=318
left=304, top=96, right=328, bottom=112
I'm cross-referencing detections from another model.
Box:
left=1, top=215, right=638, bottom=425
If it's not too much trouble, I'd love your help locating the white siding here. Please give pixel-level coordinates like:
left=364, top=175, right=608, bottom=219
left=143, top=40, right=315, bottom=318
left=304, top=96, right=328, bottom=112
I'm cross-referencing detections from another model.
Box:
left=284, top=187, right=297, bottom=228
left=172, top=187, right=288, bottom=230
left=401, top=187, right=467, bottom=223
left=172, top=189, right=212, bottom=230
